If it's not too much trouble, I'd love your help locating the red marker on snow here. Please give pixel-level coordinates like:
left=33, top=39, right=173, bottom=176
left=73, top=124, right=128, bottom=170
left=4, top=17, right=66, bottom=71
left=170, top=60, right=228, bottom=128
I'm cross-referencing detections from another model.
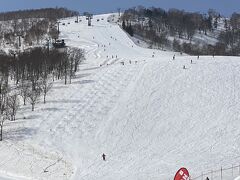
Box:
left=174, top=167, right=190, bottom=180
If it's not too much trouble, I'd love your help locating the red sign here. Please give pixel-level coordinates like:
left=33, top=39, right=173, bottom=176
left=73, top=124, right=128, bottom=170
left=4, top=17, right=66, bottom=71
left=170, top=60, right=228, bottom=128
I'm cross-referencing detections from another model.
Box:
left=174, top=167, right=190, bottom=180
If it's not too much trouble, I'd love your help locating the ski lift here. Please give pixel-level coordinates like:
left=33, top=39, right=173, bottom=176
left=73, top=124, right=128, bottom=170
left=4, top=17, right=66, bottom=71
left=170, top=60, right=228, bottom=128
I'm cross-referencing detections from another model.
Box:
left=52, top=39, right=66, bottom=48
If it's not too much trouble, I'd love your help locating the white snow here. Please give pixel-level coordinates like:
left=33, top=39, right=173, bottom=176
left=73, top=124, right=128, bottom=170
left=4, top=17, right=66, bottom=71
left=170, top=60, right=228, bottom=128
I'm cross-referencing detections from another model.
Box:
left=0, top=13, right=239, bottom=180
left=235, top=176, right=240, bottom=180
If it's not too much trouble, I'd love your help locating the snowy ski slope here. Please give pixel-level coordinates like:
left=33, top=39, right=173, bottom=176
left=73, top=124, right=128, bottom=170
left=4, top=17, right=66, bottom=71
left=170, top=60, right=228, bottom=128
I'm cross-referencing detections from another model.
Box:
left=0, top=13, right=240, bottom=180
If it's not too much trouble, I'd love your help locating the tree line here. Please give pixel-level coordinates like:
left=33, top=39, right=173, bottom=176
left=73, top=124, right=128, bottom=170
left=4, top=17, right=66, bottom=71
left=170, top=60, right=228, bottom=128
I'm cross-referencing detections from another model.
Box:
left=0, top=8, right=79, bottom=21
left=0, top=47, right=84, bottom=141
left=1, top=18, right=59, bottom=50
left=0, top=8, right=79, bottom=49
left=121, top=6, right=240, bottom=56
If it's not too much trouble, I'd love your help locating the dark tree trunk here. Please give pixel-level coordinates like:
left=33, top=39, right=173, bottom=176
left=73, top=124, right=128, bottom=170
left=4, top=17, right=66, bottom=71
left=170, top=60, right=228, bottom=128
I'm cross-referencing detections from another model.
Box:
left=24, top=97, right=26, bottom=105
left=0, top=125, right=2, bottom=141
left=44, top=94, right=46, bottom=104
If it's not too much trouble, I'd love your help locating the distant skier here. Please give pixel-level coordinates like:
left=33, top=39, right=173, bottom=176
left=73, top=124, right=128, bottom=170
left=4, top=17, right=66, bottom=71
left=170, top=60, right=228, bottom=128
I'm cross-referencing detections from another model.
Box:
left=173, top=55, right=175, bottom=60
left=183, top=65, right=186, bottom=69
left=102, top=153, right=106, bottom=161
left=190, top=60, right=193, bottom=64
left=206, top=177, right=209, bottom=180
left=197, top=55, right=199, bottom=59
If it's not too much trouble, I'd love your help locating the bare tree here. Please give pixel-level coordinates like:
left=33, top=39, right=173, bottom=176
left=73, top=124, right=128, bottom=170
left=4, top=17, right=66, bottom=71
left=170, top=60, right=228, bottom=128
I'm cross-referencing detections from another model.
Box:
left=28, top=89, right=41, bottom=111
left=69, top=57, right=74, bottom=84
left=0, top=92, right=8, bottom=141
left=28, top=82, right=41, bottom=111
left=7, top=94, right=19, bottom=121
left=64, top=58, right=68, bottom=85
left=0, top=108, right=6, bottom=141
left=18, top=80, right=30, bottom=105
left=68, top=47, right=85, bottom=72
left=40, top=76, right=53, bottom=103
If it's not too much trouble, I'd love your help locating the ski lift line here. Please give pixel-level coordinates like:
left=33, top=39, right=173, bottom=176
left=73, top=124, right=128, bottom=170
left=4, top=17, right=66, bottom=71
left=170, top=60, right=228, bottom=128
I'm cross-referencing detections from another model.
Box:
left=190, top=162, right=240, bottom=180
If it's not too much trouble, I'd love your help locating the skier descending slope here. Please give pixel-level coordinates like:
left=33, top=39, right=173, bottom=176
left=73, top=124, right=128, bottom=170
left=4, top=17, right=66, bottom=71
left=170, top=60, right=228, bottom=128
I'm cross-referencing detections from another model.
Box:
left=102, top=153, right=106, bottom=161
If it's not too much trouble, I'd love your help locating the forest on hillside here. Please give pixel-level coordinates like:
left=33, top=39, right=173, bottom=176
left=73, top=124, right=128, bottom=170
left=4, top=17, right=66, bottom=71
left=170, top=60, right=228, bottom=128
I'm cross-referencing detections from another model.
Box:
left=0, top=47, right=84, bottom=141
left=121, top=6, right=240, bottom=56
left=0, top=8, right=79, bottom=21
left=0, top=8, right=84, bottom=141
left=0, top=8, right=79, bottom=49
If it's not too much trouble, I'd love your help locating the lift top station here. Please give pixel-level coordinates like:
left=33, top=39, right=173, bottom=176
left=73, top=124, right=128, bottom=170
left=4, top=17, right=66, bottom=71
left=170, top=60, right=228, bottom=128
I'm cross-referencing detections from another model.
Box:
left=84, top=12, right=93, bottom=26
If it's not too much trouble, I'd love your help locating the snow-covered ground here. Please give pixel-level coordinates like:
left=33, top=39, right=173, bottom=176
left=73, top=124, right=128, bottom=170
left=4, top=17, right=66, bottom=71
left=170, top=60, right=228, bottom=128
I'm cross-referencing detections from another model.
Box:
left=235, top=176, right=240, bottom=180
left=0, top=13, right=240, bottom=180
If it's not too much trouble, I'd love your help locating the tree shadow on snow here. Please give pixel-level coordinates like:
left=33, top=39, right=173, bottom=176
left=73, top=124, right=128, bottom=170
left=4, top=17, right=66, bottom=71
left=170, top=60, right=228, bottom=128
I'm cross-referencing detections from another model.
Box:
left=13, top=114, right=41, bottom=121
left=4, top=127, right=37, bottom=141
left=24, top=114, right=41, bottom=120
left=39, top=107, right=63, bottom=111
left=47, top=99, right=82, bottom=104
left=81, top=67, right=100, bottom=71
left=71, top=79, right=94, bottom=85
left=52, top=85, right=69, bottom=90
left=74, top=73, right=91, bottom=79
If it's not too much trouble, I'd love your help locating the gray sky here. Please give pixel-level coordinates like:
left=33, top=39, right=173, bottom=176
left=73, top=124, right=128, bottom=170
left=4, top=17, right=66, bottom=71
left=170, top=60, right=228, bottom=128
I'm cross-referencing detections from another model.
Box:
left=1, top=0, right=239, bottom=16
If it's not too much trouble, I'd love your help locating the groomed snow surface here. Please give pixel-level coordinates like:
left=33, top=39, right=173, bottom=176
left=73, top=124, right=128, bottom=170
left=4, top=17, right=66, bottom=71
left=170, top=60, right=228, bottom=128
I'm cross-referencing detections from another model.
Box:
left=0, top=13, right=240, bottom=180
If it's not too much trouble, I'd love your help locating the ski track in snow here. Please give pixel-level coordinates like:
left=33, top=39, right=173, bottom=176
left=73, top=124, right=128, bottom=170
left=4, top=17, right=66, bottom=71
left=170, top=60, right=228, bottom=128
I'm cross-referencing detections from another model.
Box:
left=0, top=13, right=240, bottom=180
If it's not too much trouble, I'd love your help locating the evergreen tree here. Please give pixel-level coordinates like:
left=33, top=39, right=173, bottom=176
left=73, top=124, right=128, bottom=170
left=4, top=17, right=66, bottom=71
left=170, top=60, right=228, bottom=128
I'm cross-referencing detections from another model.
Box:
left=213, top=18, right=218, bottom=29
left=122, top=21, right=126, bottom=30
left=127, top=24, right=134, bottom=36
